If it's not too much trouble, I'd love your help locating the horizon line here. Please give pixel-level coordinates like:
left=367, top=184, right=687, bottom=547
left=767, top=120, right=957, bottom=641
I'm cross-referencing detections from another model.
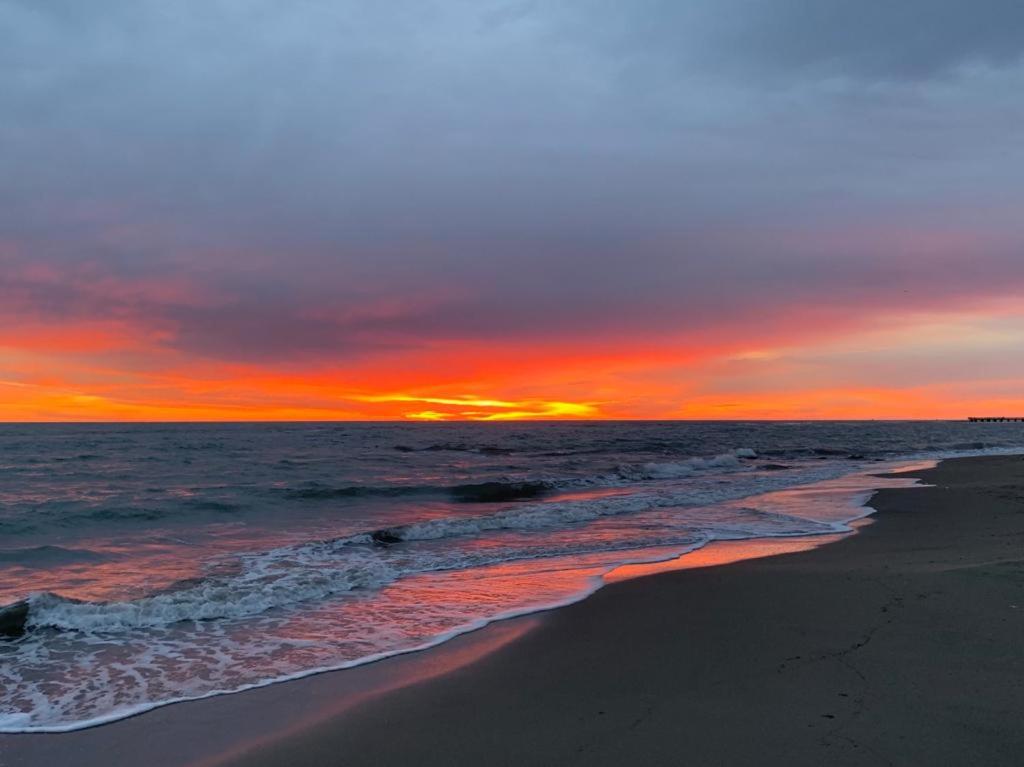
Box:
left=0, top=417, right=979, bottom=425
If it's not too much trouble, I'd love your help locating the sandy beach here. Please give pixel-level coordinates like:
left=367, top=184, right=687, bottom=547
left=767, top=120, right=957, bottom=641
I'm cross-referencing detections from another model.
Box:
left=7, top=2, right=1024, bottom=761
left=3, top=454, right=1023, bottom=766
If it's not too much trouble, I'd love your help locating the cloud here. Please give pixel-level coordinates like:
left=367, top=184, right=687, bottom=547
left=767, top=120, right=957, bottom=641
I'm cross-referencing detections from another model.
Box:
left=721, top=0, right=1024, bottom=80
left=1, top=1, right=1023, bottom=417
left=554, top=0, right=1024, bottom=81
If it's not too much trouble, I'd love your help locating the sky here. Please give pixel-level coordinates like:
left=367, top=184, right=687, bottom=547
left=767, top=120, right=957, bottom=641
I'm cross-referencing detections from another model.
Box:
left=2, top=0, right=1023, bottom=421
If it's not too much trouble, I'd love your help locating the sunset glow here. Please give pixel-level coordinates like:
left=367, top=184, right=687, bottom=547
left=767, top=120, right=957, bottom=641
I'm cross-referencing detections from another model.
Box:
left=3, top=3, right=1024, bottom=423
left=3, top=289, right=1024, bottom=420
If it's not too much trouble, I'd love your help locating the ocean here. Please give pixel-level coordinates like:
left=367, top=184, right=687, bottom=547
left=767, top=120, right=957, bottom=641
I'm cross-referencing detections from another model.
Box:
left=1, top=420, right=1022, bottom=732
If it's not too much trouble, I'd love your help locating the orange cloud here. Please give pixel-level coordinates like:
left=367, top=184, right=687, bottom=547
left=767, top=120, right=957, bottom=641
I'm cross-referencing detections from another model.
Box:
left=3, top=289, right=1024, bottom=421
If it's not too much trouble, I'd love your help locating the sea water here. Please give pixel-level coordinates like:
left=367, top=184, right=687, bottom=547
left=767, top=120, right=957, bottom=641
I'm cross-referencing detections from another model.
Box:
left=1, top=421, right=1021, bottom=731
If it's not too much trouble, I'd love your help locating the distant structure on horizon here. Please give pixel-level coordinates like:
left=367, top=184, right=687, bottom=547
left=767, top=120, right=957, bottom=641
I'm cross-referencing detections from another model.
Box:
left=968, top=417, right=1024, bottom=422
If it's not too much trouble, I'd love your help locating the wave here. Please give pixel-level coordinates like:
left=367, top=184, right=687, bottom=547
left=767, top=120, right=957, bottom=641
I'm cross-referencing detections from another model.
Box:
left=449, top=480, right=550, bottom=502
left=0, top=545, right=109, bottom=568
left=0, top=447, right=812, bottom=640
left=362, top=450, right=762, bottom=544
left=3, top=449, right=765, bottom=542
left=183, top=499, right=245, bottom=513
left=615, top=448, right=757, bottom=481
left=280, top=483, right=436, bottom=501
left=279, top=479, right=552, bottom=503
left=7, top=548, right=399, bottom=635
left=393, top=443, right=515, bottom=455
left=68, top=508, right=168, bottom=523
left=4, top=486, right=848, bottom=637
left=365, top=494, right=658, bottom=544
left=3, top=501, right=834, bottom=637
left=276, top=450, right=763, bottom=506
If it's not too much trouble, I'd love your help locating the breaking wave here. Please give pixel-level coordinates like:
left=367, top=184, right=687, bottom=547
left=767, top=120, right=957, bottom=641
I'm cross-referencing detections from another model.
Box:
left=13, top=549, right=398, bottom=633
left=277, top=449, right=760, bottom=504
left=4, top=450, right=852, bottom=639
left=7, top=499, right=837, bottom=636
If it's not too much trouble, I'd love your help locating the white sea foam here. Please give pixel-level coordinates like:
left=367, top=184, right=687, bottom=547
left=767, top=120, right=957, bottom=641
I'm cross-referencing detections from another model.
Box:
left=607, top=448, right=757, bottom=482
left=24, top=551, right=399, bottom=632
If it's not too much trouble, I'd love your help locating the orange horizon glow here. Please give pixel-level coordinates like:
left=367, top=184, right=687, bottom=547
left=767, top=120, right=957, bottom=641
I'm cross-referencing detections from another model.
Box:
left=3, top=380, right=1022, bottom=423
left=4, top=354, right=1024, bottom=423
left=4, top=273, right=1024, bottom=422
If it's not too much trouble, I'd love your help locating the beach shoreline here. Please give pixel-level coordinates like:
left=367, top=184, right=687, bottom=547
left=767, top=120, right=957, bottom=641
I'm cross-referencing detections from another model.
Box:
left=3, top=454, right=1024, bottom=766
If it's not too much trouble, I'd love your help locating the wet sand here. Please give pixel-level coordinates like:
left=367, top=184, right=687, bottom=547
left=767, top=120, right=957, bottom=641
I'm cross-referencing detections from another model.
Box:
left=4, top=455, right=1024, bottom=766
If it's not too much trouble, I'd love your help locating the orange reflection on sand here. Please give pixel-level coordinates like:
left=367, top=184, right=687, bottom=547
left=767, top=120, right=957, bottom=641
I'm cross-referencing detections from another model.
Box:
left=604, top=533, right=852, bottom=583
left=198, top=617, right=540, bottom=767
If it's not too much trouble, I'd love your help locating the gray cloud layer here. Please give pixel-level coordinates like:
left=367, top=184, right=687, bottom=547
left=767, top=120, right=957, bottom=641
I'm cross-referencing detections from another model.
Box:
left=577, top=0, right=1024, bottom=80
left=2, top=1, right=1023, bottom=363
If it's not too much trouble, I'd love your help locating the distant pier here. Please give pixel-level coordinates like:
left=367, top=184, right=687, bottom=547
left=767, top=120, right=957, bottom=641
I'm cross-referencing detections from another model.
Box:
left=968, top=417, right=1024, bottom=422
